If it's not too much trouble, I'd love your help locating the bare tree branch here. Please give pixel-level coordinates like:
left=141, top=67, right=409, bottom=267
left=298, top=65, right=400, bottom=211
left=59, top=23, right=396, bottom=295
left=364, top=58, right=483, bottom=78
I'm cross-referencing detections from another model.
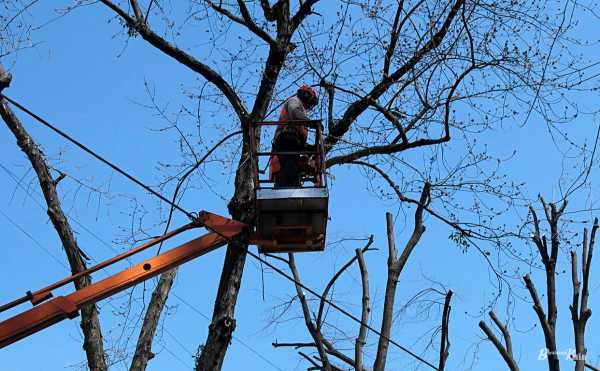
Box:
left=438, top=290, right=452, bottom=371
left=291, top=0, right=320, bottom=31
left=0, top=69, right=11, bottom=92
left=382, top=0, right=405, bottom=78
left=373, top=183, right=430, bottom=371
left=367, top=98, right=408, bottom=144
left=129, top=269, right=176, bottom=371
left=288, top=253, right=332, bottom=371
left=299, top=351, right=321, bottom=369
left=355, top=247, right=370, bottom=371
left=524, top=273, right=560, bottom=371
left=98, top=0, right=248, bottom=121
left=524, top=198, right=566, bottom=371
left=204, top=0, right=276, bottom=46
left=0, top=65, right=107, bottom=371
left=260, top=0, right=276, bottom=21
left=326, top=0, right=465, bottom=150
left=316, top=236, right=374, bottom=329
left=489, top=311, right=513, bottom=357
left=320, top=80, right=336, bottom=133
left=479, top=312, right=519, bottom=371
left=327, top=135, right=449, bottom=167
left=570, top=218, right=597, bottom=371
left=272, top=341, right=316, bottom=349
left=129, top=0, right=143, bottom=20
left=326, top=61, right=488, bottom=167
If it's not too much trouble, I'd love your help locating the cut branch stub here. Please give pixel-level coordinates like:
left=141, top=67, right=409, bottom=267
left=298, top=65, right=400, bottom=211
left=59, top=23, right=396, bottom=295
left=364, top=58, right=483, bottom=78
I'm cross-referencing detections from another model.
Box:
left=478, top=313, right=519, bottom=371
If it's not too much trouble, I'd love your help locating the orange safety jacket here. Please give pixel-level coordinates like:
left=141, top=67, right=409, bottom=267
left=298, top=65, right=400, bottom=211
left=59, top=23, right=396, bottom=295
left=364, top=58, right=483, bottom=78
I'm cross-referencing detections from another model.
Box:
left=269, top=97, right=309, bottom=179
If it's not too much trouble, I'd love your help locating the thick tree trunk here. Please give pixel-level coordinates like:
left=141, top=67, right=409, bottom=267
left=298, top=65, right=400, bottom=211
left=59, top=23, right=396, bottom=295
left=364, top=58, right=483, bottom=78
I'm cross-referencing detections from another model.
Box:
left=195, top=140, right=254, bottom=370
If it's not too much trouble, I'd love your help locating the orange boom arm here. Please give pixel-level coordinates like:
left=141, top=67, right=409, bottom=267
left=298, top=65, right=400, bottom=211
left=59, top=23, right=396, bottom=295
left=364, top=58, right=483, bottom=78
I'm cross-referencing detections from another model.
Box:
left=0, top=211, right=247, bottom=348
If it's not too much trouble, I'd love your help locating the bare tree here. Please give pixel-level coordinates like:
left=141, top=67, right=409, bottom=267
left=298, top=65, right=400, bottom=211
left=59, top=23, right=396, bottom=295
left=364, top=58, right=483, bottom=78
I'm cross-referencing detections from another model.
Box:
left=272, top=184, right=454, bottom=369
left=524, top=199, right=566, bottom=371
left=374, top=185, right=430, bottom=370
left=1, top=0, right=597, bottom=370
left=570, top=218, right=597, bottom=371
left=438, top=289, right=452, bottom=371
left=480, top=198, right=597, bottom=371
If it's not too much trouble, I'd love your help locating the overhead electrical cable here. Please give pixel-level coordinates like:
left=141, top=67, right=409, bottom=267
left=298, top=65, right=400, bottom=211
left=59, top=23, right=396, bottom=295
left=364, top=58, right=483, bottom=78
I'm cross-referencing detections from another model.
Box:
left=0, top=163, right=122, bottom=257
left=0, top=96, right=284, bottom=370
left=172, top=293, right=286, bottom=371
left=0, top=93, right=231, bottom=221
left=0, top=206, right=192, bottom=369
left=0, top=208, right=67, bottom=269
left=0, top=94, right=439, bottom=370
left=1, top=164, right=280, bottom=371
left=246, top=250, right=439, bottom=370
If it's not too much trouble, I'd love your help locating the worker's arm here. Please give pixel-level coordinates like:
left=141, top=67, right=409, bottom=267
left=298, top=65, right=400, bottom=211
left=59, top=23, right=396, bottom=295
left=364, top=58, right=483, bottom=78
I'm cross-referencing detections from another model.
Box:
left=287, top=96, right=315, bottom=149
left=287, top=96, right=310, bottom=121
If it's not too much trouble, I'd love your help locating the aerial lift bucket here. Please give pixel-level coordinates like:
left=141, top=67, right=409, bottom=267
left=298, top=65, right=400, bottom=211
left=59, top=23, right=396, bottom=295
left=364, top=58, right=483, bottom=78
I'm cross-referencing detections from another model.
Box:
left=249, top=120, right=329, bottom=253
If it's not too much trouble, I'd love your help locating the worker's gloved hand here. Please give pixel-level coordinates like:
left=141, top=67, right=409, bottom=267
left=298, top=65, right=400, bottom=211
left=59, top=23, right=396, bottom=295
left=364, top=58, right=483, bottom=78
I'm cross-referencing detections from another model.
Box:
left=304, top=143, right=317, bottom=152
left=306, top=120, right=319, bottom=129
left=298, top=156, right=316, bottom=177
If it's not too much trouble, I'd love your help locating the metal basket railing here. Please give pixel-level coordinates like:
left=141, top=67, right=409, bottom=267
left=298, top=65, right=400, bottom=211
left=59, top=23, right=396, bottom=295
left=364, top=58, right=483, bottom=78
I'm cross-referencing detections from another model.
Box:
left=249, top=120, right=326, bottom=189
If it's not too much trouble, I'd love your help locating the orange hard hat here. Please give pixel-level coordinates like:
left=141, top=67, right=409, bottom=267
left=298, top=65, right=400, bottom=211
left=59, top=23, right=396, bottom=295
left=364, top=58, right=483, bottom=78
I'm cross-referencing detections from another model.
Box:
left=297, top=85, right=318, bottom=107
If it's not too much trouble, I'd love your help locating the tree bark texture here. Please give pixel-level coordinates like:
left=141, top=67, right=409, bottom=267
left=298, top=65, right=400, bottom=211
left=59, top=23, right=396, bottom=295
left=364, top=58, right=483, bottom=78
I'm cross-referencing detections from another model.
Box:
left=194, top=138, right=254, bottom=370
left=130, top=269, right=177, bottom=371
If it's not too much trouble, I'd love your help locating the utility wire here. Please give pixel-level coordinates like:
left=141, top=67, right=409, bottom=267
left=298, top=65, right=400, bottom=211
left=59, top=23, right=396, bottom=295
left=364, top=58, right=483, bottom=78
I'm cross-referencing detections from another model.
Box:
left=0, top=205, right=191, bottom=369
left=172, top=293, right=285, bottom=371
left=0, top=97, right=281, bottom=370
left=1, top=93, right=196, bottom=220
left=1, top=94, right=438, bottom=370
left=3, top=176, right=227, bottom=371
left=162, top=326, right=195, bottom=359
left=0, top=208, right=68, bottom=269
left=158, top=341, right=193, bottom=369
left=2, top=171, right=282, bottom=371
left=0, top=163, right=122, bottom=257
left=247, top=250, right=439, bottom=370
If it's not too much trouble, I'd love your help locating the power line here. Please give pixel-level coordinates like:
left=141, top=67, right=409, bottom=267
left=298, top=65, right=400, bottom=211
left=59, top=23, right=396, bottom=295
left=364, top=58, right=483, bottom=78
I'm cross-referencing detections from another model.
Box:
left=162, top=326, right=196, bottom=359
left=1, top=94, right=438, bottom=370
left=2, top=172, right=217, bottom=371
left=1, top=164, right=284, bottom=371
left=1, top=93, right=196, bottom=220
left=1, top=160, right=281, bottom=368
left=0, top=87, right=280, bottom=367
left=0, top=208, right=68, bottom=269
left=0, top=163, right=122, bottom=257
left=158, top=342, right=193, bottom=369
left=247, top=250, right=439, bottom=370
left=0, top=207, right=191, bottom=370
left=172, top=293, right=285, bottom=371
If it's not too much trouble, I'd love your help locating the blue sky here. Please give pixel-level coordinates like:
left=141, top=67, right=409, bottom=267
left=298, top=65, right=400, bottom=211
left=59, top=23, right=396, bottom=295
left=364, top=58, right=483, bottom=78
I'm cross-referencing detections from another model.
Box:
left=1, top=1, right=600, bottom=371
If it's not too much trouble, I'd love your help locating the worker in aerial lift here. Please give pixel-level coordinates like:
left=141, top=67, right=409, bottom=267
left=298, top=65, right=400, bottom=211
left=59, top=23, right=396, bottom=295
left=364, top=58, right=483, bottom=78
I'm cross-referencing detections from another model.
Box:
left=269, top=85, right=319, bottom=187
